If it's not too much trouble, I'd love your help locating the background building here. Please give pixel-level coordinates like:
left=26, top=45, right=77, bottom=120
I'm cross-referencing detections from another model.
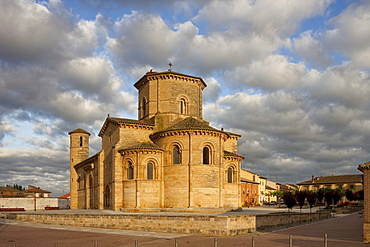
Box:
left=240, top=169, right=259, bottom=206
left=297, top=175, right=363, bottom=191
left=24, top=185, right=51, bottom=198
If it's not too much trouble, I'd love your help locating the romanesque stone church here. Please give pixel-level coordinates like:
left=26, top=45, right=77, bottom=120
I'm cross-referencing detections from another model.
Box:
left=69, top=71, right=243, bottom=211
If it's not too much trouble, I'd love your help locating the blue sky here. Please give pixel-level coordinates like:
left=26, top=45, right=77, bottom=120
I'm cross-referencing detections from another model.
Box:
left=1, top=0, right=370, bottom=196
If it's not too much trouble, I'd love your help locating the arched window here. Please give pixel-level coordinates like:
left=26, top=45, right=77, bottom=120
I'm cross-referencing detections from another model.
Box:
left=203, top=146, right=210, bottom=164
left=128, top=161, right=134, bottom=180
left=147, top=162, right=154, bottom=180
left=227, top=167, right=233, bottom=183
left=104, top=185, right=110, bottom=208
left=180, top=98, right=186, bottom=114
left=79, top=136, right=83, bottom=147
left=141, top=98, right=147, bottom=118
left=173, top=145, right=181, bottom=164
left=89, top=175, right=93, bottom=208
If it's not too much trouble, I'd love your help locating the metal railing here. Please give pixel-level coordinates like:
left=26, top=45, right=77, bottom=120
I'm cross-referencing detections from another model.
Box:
left=9, top=234, right=330, bottom=247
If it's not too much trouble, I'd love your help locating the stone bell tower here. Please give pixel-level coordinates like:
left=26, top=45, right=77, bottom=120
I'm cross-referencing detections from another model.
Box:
left=134, top=71, right=207, bottom=130
left=68, top=128, right=90, bottom=209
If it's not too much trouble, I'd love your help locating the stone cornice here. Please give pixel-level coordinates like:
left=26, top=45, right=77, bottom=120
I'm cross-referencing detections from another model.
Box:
left=118, top=149, right=163, bottom=156
left=150, top=129, right=229, bottom=142
left=223, top=155, right=244, bottom=162
left=99, top=117, right=154, bottom=137
left=134, top=71, right=207, bottom=90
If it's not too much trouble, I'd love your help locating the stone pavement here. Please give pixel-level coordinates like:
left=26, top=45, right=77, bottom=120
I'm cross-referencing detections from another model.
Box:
left=0, top=210, right=365, bottom=247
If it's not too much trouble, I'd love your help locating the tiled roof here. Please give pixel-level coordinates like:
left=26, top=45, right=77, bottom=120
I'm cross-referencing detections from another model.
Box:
left=240, top=178, right=259, bottom=184
left=108, top=117, right=154, bottom=126
left=99, top=117, right=154, bottom=137
left=74, top=152, right=101, bottom=170
left=59, top=193, right=70, bottom=198
left=119, top=142, right=163, bottom=151
left=0, top=187, right=22, bottom=193
left=158, top=117, right=222, bottom=133
left=266, top=185, right=276, bottom=190
left=68, top=128, right=90, bottom=135
left=24, top=185, right=51, bottom=194
left=280, top=184, right=298, bottom=190
left=224, top=150, right=244, bottom=158
left=223, top=131, right=242, bottom=138
left=297, top=174, right=363, bottom=185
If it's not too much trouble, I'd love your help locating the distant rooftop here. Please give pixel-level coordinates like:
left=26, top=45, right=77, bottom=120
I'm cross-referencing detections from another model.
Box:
left=297, top=174, right=363, bottom=185
left=25, top=185, right=51, bottom=194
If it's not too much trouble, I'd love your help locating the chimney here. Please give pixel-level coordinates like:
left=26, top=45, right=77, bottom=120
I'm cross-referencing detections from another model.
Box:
left=312, top=175, right=315, bottom=183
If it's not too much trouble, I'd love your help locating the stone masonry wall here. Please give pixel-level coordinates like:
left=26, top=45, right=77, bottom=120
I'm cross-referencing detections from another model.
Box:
left=3, top=211, right=337, bottom=236
left=0, top=198, right=70, bottom=211
left=256, top=212, right=332, bottom=230
left=4, top=213, right=256, bottom=236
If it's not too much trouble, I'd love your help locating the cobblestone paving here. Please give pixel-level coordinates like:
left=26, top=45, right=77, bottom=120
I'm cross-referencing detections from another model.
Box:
left=0, top=210, right=365, bottom=247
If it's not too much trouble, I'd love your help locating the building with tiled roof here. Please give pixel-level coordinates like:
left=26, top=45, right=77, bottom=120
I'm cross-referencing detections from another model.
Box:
left=280, top=183, right=298, bottom=192
left=0, top=186, right=25, bottom=197
left=69, top=71, right=244, bottom=211
left=24, top=185, right=52, bottom=197
left=239, top=169, right=273, bottom=206
left=297, top=174, right=363, bottom=191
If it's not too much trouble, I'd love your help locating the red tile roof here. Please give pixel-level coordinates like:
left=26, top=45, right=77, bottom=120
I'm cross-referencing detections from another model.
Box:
left=24, top=185, right=51, bottom=194
left=59, top=193, right=70, bottom=198
left=297, top=174, right=363, bottom=185
left=0, top=186, right=22, bottom=193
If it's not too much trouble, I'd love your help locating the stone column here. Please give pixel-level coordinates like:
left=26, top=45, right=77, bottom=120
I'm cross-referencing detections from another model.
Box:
left=358, top=161, right=370, bottom=243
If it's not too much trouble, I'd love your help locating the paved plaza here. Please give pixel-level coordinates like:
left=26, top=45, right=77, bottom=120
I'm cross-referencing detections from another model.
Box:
left=0, top=207, right=366, bottom=246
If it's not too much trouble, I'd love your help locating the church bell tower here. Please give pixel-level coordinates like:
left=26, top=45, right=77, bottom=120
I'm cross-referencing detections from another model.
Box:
left=68, top=128, right=90, bottom=209
left=134, top=71, right=207, bottom=130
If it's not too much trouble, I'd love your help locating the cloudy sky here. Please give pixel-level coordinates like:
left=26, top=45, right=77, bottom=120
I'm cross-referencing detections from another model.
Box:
left=1, top=0, right=369, bottom=196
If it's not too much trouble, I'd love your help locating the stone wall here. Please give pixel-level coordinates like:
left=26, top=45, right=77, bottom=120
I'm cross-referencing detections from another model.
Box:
left=3, top=211, right=338, bottom=236
left=333, top=205, right=363, bottom=214
left=256, top=212, right=332, bottom=230
left=0, top=198, right=69, bottom=211
left=3, top=213, right=255, bottom=236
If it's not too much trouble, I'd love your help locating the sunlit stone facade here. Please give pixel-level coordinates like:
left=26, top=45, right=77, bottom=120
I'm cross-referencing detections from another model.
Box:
left=69, top=71, right=243, bottom=211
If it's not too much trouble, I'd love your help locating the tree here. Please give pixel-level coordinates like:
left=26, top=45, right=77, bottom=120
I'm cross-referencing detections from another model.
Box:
left=324, top=189, right=334, bottom=208
left=333, top=189, right=344, bottom=206
left=282, top=191, right=296, bottom=211
left=317, top=188, right=325, bottom=205
left=345, top=189, right=354, bottom=201
left=354, top=190, right=364, bottom=201
left=333, top=189, right=344, bottom=207
left=6, top=184, right=25, bottom=191
left=358, top=190, right=364, bottom=201
left=295, top=190, right=307, bottom=213
left=271, top=191, right=284, bottom=207
left=306, top=191, right=317, bottom=213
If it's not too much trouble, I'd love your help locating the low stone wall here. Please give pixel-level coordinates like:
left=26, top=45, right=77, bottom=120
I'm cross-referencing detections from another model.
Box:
left=0, top=198, right=70, bottom=211
left=334, top=205, right=363, bottom=214
left=2, top=211, right=338, bottom=236
left=3, top=213, right=255, bottom=236
left=256, top=212, right=332, bottom=230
